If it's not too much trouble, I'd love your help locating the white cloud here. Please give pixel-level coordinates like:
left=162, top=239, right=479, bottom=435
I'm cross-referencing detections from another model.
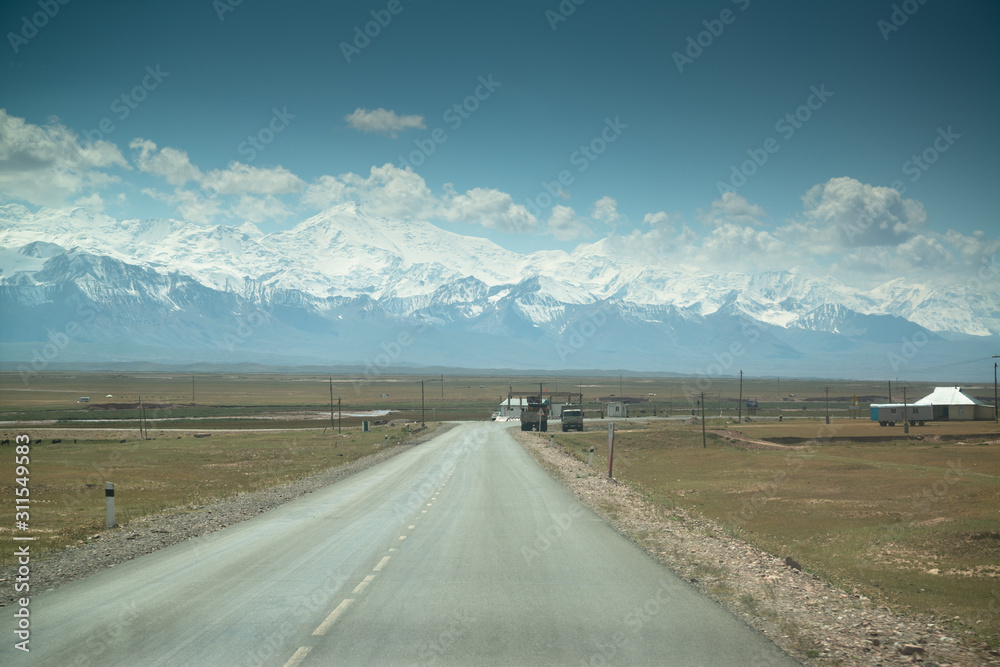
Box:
left=642, top=211, right=677, bottom=229
left=547, top=205, right=592, bottom=241
left=131, top=139, right=202, bottom=186
left=73, top=192, right=106, bottom=212
left=345, top=108, right=426, bottom=137
left=0, top=110, right=127, bottom=207
left=302, top=175, right=348, bottom=210
left=200, top=163, right=304, bottom=196
left=231, top=195, right=291, bottom=224
left=439, top=187, right=538, bottom=233
left=340, top=164, right=435, bottom=218
left=700, top=224, right=786, bottom=267
left=142, top=187, right=224, bottom=225
left=798, top=176, right=926, bottom=250
left=696, top=191, right=767, bottom=228
left=591, top=196, right=623, bottom=228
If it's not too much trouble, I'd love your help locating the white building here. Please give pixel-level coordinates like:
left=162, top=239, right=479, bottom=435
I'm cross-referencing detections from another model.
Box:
left=498, top=397, right=530, bottom=419
left=871, top=386, right=995, bottom=424
left=914, top=386, right=994, bottom=421
left=606, top=401, right=628, bottom=418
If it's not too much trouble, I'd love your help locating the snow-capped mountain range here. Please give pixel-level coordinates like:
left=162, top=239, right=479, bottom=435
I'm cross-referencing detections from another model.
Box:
left=1, top=203, right=996, bottom=380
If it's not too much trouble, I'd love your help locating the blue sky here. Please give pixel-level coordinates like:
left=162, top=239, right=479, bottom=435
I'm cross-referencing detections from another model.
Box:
left=2, top=0, right=998, bottom=287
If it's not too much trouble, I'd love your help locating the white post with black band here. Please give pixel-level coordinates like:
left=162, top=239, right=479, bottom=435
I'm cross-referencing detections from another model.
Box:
left=106, top=482, right=116, bottom=528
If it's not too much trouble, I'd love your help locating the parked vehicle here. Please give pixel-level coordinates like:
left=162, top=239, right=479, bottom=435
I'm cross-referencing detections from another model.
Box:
left=520, top=395, right=549, bottom=432
left=561, top=404, right=584, bottom=431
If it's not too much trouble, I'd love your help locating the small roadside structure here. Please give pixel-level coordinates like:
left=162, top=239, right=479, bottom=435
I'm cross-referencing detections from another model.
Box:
left=498, top=397, right=529, bottom=419
left=870, top=386, right=994, bottom=425
left=77, top=396, right=90, bottom=403
left=606, top=401, right=628, bottom=418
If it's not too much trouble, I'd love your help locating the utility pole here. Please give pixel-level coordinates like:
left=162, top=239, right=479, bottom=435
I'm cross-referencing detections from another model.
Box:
left=608, top=422, right=615, bottom=479
left=440, top=374, right=444, bottom=399
left=738, top=370, right=743, bottom=424
left=191, top=375, right=195, bottom=404
left=825, top=386, right=830, bottom=425
left=993, top=356, right=999, bottom=423
left=888, top=380, right=892, bottom=403
left=338, top=397, right=342, bottom=434
left=903, top=386, right=909, bottom=434
left=330, top=377, right=342, bottom=433
left=421, top=380, right=426, bottom=427
left=701, top=391, right=706, bottom=448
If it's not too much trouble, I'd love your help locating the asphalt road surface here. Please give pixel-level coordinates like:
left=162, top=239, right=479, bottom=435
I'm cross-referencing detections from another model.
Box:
left=2, top=422, right=799, bottom=666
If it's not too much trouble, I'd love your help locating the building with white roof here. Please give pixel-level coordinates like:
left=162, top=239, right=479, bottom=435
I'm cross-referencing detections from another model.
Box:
left=871, top=386, right=994, bottom=424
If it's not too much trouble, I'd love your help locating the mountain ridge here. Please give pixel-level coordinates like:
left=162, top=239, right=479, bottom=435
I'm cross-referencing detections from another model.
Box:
left=1, top=205, right=995, bottom=380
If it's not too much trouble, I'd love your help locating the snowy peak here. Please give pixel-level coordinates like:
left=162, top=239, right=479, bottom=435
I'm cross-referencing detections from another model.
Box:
left=0, top=205, right=996, bottom=341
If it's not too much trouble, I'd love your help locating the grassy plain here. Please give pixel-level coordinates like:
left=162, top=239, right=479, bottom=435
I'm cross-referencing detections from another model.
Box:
left=2, top=371, right=997, bottom=644
left=555, top=418, right=1000, bottom=644
left=0, top=426, right=421, bottom=568
left=4, top=370, right=992, bottom=428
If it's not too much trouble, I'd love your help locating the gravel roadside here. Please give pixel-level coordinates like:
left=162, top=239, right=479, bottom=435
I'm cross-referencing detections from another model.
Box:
left=0, top=423, right=455, bottom=608
left=513, top=428, right=999, bottom=667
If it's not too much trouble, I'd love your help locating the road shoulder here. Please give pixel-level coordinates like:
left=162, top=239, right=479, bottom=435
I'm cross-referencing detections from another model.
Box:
left=513, top=427, right=996, bottom=667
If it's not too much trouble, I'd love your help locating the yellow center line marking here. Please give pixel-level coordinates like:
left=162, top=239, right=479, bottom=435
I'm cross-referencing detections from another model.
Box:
left=408, top=525, right=415, bottom=529
left=313, top=598, right=354, bottom=636
left=421, top=510, right=427, bottom=513
left=373, top=556, right=391, bottom=571
left=352, top=574, right=376, bottom=594
left=398, top=535, right=407, bottom=540
left=282, top=646, right=311, bottom=667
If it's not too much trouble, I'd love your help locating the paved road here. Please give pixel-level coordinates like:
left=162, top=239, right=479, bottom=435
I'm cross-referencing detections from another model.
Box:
left=2, top=423, right=798, bottom=666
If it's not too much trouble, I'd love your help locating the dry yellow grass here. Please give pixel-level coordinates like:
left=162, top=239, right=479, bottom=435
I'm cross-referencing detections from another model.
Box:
left=0, top=425, right=419, bottom=567
left=555, top=418, right=1000, bottom=645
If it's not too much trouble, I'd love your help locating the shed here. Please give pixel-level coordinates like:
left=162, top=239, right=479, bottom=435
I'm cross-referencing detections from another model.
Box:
left=606, top=401, right=628, bottom=418
left=499, top=397, right=530, bottom=419
left=913, top=386, right=994, bottom=421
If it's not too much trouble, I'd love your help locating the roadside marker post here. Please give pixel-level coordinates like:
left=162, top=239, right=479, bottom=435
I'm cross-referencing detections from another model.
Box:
left=608, top=422, right=615, bottom=479
left=105, top=482, right=116, bottom=528
left=588, top=446, right=594, bottom=467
